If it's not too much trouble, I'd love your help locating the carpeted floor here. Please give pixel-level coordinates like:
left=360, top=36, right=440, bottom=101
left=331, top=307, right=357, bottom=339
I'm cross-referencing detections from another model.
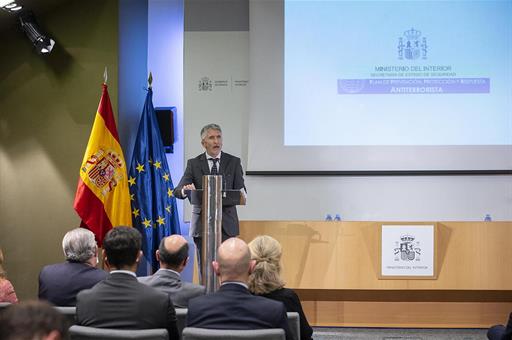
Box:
left=312, top=327, right=488, bottom=340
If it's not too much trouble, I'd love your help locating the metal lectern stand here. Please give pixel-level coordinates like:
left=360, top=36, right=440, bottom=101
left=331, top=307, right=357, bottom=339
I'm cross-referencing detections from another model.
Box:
left=201, top=175, right=222, bottom=293
left=186, top=175, right=246, bottom=293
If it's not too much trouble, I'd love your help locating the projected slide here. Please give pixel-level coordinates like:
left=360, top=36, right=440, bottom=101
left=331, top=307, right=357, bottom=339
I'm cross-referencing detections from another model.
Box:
left=284, top=1, right=512, bottom=146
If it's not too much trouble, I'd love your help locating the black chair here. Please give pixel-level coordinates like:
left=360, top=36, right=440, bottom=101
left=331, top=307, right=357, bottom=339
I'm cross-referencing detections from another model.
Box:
left=287, top=312, right=300, bottom=340
left=182, top=327, right=285, bottom=340
left=175, top=308, right=187, bottom=337
left=68, top=325, right=169, bottom=340
left=0, top=302, right=11, bottom=310
left=53, top=306, right=76, bottom=329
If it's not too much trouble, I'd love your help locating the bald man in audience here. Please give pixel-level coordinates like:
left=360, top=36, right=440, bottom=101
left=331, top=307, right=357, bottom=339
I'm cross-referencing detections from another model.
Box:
left=186, top=238, right=293, bottom=340
left=139, top=235, right=205, bottom=308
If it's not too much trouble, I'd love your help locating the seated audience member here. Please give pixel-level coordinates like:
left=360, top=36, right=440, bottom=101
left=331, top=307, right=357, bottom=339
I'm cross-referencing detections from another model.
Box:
left=139, top=235, right=205, bottom=308
left=248, top=235, right=313, bottom=340
left=187, top=237, right=293, bottom=340
left=0, top=247, right=18, bottom=304
left=487, top=312, right=512, bottom=340
left=38, top=228, right=107, bottom=306
left=0, top=300, right=67, bottom=340
left=76, top=226, right=179, bottom=339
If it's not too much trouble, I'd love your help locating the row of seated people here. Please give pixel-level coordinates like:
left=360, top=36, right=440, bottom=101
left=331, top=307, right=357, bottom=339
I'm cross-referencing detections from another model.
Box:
left=1, top=227, right=313, bottom=340
left=0, top=300, right=297, bottom=340
left=2, top=227, right=512, bottom=340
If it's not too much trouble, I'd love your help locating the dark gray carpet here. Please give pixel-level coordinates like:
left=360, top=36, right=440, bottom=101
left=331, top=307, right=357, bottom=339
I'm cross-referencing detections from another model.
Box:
left=312, top=327, right=488, bottom=340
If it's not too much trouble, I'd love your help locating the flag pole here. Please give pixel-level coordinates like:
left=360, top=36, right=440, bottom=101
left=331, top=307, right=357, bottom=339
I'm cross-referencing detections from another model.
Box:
left=103, top=66, right=108, bottom=85
left=99, top=66, right=109, bottom=271
left=148, top=71, right=153, bottom=89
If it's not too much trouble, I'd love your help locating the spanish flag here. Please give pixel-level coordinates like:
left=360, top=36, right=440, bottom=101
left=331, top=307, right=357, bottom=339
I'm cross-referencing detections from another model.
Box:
left=74, top=84, right=132, bottom=245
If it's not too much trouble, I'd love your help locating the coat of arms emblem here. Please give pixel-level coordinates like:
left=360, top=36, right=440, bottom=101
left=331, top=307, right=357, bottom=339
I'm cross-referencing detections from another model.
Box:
left=394, top=234, right=422, bottom=261
left=82, top=149, right=124, bottom=196
left=398, top=28, right=427, bottom=60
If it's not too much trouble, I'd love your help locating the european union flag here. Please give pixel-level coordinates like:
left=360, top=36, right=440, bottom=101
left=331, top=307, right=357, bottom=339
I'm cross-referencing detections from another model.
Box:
left=129, top=87, right=180, bottom=274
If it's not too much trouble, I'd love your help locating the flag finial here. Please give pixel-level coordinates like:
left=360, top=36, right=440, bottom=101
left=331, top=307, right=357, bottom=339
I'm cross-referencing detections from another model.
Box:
left=103, top=67, right=108, bottom=84
left=148, top=72, right=153, bottom=88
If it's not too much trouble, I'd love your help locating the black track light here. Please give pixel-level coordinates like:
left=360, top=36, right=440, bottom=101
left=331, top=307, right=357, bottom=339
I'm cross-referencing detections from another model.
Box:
left=18, top=10, right=55, bottom=55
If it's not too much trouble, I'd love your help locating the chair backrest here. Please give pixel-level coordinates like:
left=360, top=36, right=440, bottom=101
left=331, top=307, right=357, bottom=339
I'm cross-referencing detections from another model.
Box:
left=68, top=325, right=169, bottom=340
left=0, top=302, right=12, bottom=310
left=286, top=312, right=300, bottom=340
left=175, top=308, right=187, bottom=337
left=53, top=306, right=76, bottom=315
left=53, top=306, right=77, bottom=328
left=182, top=327, right=285, bottom=340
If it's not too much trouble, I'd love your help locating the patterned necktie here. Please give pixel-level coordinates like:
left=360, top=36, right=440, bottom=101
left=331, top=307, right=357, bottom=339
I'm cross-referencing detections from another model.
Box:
left=210, top=158, right=219, bottom=175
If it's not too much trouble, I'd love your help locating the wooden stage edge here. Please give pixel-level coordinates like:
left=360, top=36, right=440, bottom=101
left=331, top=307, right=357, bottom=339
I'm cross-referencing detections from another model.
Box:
left=239, top=221, right=512, bottom=328
left=300, top=299, right=512, bottom=328
left=296, top=289, right=512, bottom=328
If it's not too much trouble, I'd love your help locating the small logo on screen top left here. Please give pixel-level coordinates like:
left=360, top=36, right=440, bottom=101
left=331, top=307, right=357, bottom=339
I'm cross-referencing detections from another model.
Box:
left=198, top=77, right=212, bottom=91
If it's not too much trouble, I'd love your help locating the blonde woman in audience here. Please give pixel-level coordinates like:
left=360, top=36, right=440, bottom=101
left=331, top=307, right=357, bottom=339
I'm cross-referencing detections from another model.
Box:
left=248, top=235, right=313, bottom=340
left=0, top=247, right=18, bottom=303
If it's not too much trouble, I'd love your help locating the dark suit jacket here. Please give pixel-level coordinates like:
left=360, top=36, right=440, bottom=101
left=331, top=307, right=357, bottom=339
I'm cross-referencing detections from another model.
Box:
left=138, top=269, right=205, bottom=308
left=76, top=272, right=179, bottom=339
left=38, top=261, right=107, bottom=306
left=174, top=152, right=245, bottom=237
left=187, top=283, right=292, bottom=340
left=261, top=288, right=313, bottom=340
left=487, top=312, right=512, bottom=340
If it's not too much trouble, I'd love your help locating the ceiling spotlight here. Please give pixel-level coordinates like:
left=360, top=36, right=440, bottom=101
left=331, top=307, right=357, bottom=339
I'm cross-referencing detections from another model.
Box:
left=18, top=10, right=55, bottom=55
left=0, top=0, right=23, bottom=13
left=0, top=0, right=14, bottom=6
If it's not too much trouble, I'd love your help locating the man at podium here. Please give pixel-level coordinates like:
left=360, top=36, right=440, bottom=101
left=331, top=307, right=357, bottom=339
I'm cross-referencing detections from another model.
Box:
left=174, top=123, right=245, bottom=263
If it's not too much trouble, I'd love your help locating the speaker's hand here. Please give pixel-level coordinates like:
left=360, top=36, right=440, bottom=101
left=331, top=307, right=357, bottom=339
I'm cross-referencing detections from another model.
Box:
left=183, top=183, right=196, bottom=191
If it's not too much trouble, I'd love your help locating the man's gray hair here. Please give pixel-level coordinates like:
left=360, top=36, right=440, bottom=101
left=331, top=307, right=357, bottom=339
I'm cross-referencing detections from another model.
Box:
left=61, top=228, right=97, bottom=262
left=200, top=123, right=222, bottom=140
